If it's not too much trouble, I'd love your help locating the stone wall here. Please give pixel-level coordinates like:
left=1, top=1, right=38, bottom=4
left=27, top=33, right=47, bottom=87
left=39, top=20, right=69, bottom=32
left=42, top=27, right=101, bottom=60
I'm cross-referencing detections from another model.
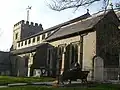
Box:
left=96, top=10, right=120, bottom=65
left=0, top=51, right=10, bottom=75
left=83, top=31, right=96, bottom=80
left=11, top=52, right=35, bottom=77
left=104, top=68, right=119, bottom=80
left=12, top=20, right=43, bottom=50
left=96, top=10, right=120, bottom=81
left=49, top=31, right=96, bottom=80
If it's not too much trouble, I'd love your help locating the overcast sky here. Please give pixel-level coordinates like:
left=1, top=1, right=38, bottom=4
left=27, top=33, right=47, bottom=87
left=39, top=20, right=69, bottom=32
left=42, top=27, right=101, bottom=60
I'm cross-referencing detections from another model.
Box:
left=0, top=0, right=118, bottom=51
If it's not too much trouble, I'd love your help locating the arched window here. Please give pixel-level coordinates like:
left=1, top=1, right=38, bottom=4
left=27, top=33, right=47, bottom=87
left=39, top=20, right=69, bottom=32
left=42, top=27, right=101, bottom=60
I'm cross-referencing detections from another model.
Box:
left=25, top=40, right=27, bottom=45
left=71, top=43, right=78, bottom=65
left=28, top=39, right=31, bottom=44
left=21, top=42, right=23, bottom=46
left=32, top=38, right=35, bottom=43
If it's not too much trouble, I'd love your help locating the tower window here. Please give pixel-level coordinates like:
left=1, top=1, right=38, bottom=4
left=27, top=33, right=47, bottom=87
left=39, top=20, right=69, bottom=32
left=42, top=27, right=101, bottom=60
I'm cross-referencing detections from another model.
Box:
left=32, top=38, right=35, bottom=43
left=15, top=33, right=18, bottom=39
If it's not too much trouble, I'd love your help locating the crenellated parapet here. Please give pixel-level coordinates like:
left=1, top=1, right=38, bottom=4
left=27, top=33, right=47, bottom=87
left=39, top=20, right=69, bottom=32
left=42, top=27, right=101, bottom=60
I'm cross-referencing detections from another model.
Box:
left=13, top=20, right=43, bottom=31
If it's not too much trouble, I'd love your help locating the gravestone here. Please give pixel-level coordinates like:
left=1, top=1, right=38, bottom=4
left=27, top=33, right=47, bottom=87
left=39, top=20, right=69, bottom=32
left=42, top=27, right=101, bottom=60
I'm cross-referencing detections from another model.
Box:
left=94, top=56, right=104, bottom=81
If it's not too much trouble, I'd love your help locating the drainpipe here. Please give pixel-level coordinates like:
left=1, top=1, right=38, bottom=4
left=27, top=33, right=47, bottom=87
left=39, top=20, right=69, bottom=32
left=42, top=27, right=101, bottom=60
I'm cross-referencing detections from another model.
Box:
left=79, top=35, right=83, bottom=69
left=118, top=53, right=120, bottom=82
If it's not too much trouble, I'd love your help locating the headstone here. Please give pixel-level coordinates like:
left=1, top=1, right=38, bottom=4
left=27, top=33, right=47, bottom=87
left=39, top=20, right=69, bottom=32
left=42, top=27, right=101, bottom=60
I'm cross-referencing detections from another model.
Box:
left=94, top=56, right=104, bottom=81
left=33, top=69, right=41, bottom=77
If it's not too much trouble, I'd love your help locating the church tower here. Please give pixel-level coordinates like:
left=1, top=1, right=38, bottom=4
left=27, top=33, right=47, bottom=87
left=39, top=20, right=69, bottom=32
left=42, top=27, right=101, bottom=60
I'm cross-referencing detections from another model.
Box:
left=12, top=20, right=43, bottom=50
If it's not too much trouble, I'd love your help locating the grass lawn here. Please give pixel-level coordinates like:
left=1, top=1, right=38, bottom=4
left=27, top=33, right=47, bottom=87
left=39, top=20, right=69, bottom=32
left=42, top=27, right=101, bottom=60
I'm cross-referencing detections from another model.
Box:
left=0, top=76, right=119, bottom=90
left=0, top=84, right=120, bottom=90
left=0, top=76, right=55, bottom=85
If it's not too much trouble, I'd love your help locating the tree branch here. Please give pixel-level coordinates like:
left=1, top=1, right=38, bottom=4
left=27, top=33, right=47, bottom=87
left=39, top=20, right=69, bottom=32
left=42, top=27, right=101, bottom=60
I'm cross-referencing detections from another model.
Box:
left=48, top=0, right=104, bottom=11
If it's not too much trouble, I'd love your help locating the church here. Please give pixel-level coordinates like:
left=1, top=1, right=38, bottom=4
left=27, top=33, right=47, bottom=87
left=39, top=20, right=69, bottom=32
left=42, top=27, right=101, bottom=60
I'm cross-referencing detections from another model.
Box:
left=9, top=9, right=120, bottom=82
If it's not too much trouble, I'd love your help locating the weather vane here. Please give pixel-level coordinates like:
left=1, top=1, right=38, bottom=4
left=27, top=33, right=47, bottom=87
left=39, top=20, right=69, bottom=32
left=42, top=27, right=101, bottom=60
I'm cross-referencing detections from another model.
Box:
left=109, top=0, right=113, bottom=9
left=26, top=6, right=32, bottom=21
left=110, top=3, right=113, bottom=9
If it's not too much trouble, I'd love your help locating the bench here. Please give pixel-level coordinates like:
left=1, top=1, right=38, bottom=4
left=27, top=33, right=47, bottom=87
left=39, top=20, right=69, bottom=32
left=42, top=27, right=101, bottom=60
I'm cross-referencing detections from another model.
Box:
left=59, top=68, right=89, bottom=84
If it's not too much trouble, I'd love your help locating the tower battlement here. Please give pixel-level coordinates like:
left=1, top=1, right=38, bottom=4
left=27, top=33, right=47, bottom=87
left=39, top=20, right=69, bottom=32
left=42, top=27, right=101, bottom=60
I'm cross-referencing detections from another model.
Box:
left=14, top=20, right=43, bottom=29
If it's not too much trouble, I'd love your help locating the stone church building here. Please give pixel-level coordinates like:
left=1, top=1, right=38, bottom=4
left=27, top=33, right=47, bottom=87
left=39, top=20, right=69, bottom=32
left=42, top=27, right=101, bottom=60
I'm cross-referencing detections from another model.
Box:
left=10, top=9, right=120, bottom=81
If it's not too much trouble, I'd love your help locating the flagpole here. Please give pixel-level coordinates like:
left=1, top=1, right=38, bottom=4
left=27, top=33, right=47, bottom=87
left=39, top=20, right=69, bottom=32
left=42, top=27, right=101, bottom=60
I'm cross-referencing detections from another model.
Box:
left=26, top=6, right=32, bottom=21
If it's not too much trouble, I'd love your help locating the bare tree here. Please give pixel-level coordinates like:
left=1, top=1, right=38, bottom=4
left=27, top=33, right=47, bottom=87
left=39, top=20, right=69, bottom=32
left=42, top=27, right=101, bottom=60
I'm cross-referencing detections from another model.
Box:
left=116, top=2, right=120, bottom=9
left=48, top=0, right=110, bottom=11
